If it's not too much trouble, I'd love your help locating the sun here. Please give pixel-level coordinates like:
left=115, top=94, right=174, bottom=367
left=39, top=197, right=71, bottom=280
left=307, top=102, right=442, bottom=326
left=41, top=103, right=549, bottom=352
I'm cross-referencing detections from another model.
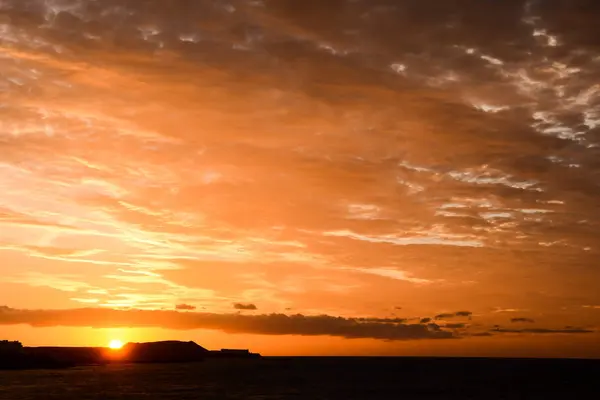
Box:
left=108, top=339, right=124, bottom=350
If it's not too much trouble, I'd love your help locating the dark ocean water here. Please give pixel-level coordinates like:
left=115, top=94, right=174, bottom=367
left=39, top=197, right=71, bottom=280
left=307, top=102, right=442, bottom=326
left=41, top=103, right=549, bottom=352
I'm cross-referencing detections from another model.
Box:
left=1, top=358, right=599, bottom=400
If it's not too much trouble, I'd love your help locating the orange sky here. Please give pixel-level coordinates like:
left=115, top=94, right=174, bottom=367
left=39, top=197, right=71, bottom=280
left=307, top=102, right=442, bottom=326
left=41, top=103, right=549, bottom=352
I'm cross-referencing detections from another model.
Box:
left=1, top=1, right=600, bottom=357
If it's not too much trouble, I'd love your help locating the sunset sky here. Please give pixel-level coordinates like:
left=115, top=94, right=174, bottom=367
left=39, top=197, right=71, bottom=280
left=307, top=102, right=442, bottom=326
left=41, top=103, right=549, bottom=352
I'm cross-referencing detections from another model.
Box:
left=1, top=0, right=599, bottom=357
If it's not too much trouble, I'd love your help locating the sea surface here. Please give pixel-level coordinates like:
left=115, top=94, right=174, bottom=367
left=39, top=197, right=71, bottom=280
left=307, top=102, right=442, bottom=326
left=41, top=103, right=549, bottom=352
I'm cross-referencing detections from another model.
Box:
left=1, top=358, right=599, bottom=400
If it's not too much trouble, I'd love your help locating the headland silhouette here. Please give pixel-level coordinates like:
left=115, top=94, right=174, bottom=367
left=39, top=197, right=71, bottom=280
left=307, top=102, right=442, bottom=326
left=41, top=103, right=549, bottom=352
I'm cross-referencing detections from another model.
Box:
left=1, top=339, right=260, bottom=370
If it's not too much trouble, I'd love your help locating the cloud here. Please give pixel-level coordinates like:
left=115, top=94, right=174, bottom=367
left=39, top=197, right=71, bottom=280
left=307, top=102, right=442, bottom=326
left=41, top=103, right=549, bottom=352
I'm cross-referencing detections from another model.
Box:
left=494, top=328, right=594, bottom=334
left=233, top=303, right=258, bottom=311
left=510, top=317, right=535, bottom=323
left=343, top=267, right=433, bottom=284
left=420, top=318, right=432, bottom=324
left=0, top=306, right=454, bottom=341
left=426, top=323, right=444, bottom=332
left=324, top=231, right=483, bottom=248
left=455, top=311, right=473, bottom=318
left=356, top=317, right=407, bottom=324
left=493, top=308, right=528, bottom=313
left=175, top=304, right=196, bottom=311
left=435, top=311, right=473, bottom=320
left=5, top=273, right=94, bottom=293
left=444, top=323, right=467, bottom=329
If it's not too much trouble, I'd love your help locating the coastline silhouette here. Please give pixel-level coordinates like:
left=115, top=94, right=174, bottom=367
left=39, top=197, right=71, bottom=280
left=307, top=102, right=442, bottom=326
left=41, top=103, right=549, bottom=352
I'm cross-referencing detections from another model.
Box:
left=0, top=340, right=260, bottom=370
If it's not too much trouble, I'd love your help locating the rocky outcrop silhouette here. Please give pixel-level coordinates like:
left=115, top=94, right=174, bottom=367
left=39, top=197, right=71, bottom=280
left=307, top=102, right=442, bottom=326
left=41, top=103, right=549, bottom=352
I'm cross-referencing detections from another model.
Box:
left=118, top=341, right=208, bottom=363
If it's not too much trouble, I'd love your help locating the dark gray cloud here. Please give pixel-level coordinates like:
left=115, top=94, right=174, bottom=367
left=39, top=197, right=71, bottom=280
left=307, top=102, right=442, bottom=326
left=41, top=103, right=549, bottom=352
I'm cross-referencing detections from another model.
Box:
left=511, top=317, right=535, bottom=323
left=175, top=304, right=196, bottom=311
left=0, top=306, right=453, bottom=341
left=427, top=323, right=444, bottom=332
left=471, top=332, right=494, bottom=337
left=455, top=311, right=473, bottom=318
left=233, top=303, right=258, bottom=311
left=435, top=311, right=473, bottom=320
left=356, top=317, right=407, bottom=324
left=445, top=323, right=467, bottom=329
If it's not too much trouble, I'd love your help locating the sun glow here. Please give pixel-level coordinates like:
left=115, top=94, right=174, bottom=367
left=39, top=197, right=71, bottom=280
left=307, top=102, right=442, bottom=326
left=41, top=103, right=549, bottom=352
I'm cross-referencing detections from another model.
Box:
left=108, top=339, right=124, bottom=349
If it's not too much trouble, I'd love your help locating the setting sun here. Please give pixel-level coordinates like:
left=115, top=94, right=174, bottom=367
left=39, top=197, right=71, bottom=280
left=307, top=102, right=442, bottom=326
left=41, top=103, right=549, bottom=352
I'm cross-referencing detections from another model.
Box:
left=108, top=340, right=124, bottom=350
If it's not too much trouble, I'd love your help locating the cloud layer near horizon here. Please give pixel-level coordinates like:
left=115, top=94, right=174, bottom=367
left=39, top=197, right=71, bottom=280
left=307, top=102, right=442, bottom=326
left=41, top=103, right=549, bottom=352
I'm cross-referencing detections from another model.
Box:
left=0, top=306, right=453, bottom=340
left=1, top=306, right=595, bottom=342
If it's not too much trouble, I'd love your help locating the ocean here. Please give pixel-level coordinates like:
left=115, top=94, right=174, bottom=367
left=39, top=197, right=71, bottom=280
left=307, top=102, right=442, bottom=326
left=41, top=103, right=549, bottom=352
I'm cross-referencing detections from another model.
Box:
left=1, top=358, right=599, bottom=399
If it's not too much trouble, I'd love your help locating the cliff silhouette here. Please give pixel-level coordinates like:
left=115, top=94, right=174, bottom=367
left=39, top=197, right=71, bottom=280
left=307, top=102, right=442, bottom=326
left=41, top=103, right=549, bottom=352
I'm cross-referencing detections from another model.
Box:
left=118, top=341, right=208, bottom=363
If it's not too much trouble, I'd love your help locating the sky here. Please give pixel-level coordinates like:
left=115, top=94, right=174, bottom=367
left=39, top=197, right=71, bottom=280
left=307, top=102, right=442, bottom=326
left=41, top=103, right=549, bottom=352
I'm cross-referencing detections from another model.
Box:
left=1, top=0, right=599, bottom=357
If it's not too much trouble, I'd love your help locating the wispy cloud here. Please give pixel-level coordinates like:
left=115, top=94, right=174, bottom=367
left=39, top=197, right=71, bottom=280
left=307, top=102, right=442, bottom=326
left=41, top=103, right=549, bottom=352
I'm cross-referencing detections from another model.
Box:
left=346, top=268, right=433, bottom=284
left=324, top=230, right=483, bottom=248
left=5, top=273, right=93, bottom=293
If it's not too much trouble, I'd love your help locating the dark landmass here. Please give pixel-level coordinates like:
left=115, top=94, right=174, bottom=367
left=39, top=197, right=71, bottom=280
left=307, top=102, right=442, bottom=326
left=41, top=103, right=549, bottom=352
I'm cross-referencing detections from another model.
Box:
left=0, top=340, right=261, bottom=370
left=30, top=346, right=106, bottom=367
left=0, top=341, right=69, bottom=370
